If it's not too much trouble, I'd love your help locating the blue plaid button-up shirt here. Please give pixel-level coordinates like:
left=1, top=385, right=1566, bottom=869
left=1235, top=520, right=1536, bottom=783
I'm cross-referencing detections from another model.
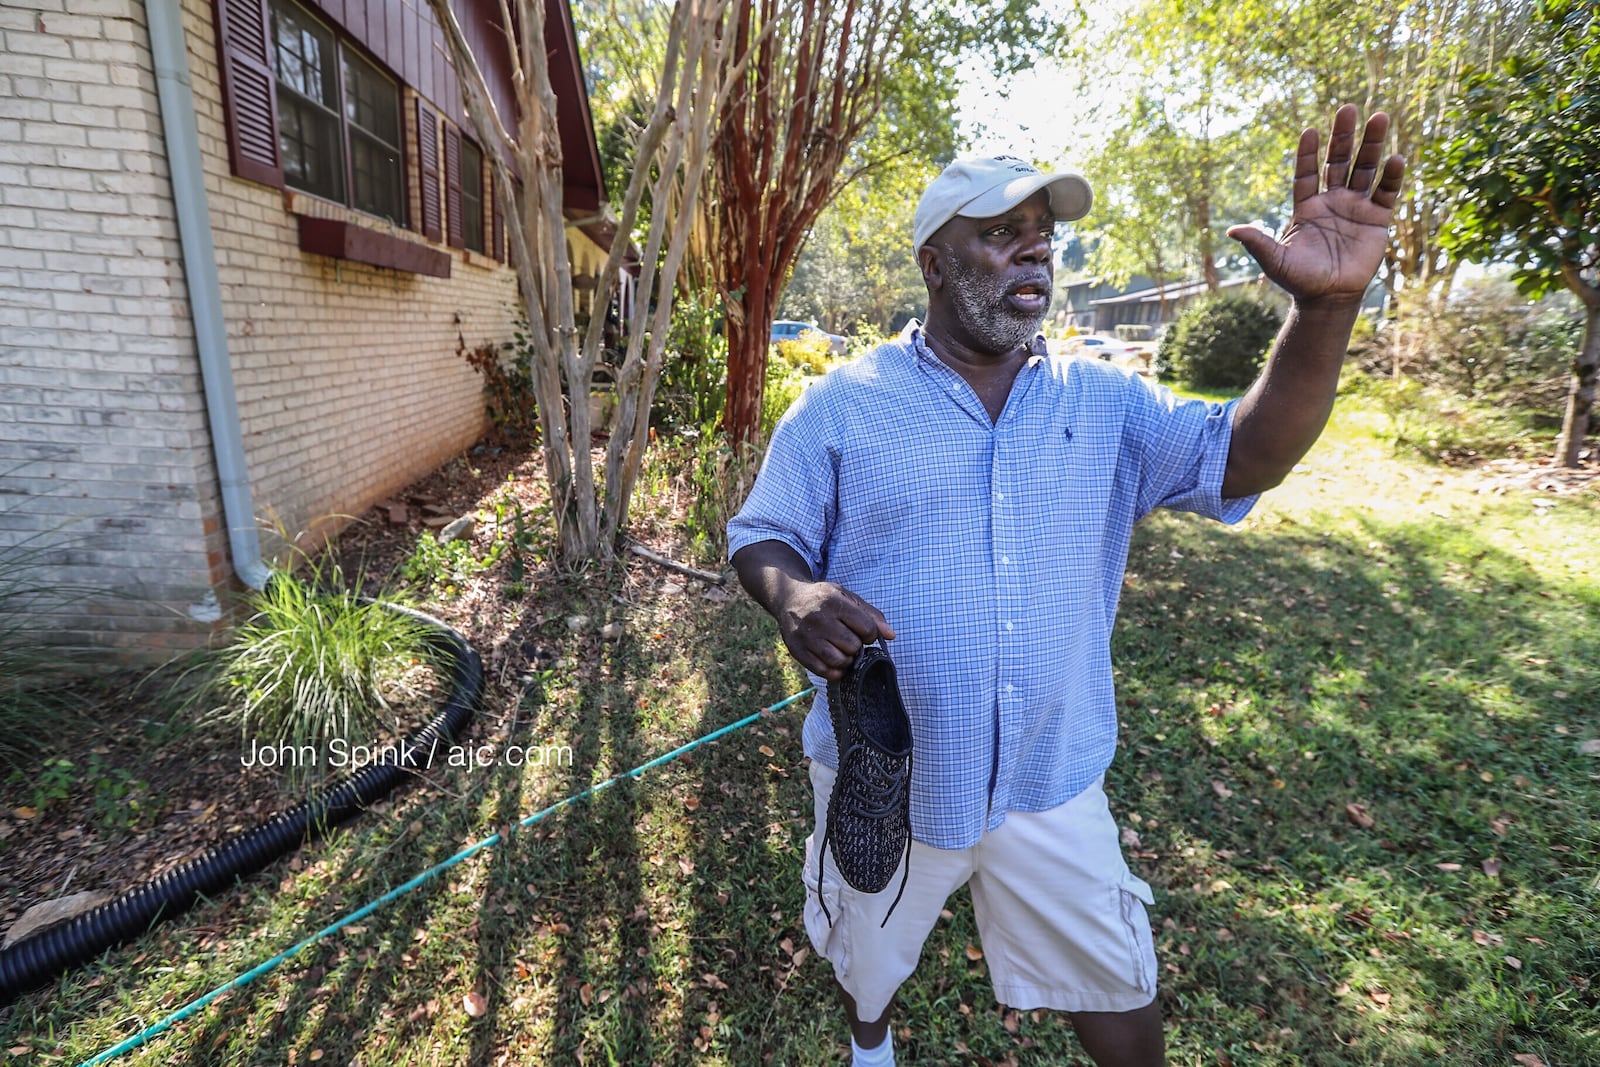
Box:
left=728, top=325, right=1255, bottom=849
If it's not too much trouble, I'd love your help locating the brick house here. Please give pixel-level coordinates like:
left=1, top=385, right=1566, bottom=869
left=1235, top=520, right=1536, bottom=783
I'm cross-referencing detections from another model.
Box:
left=1, top=0, right=615, bottom=657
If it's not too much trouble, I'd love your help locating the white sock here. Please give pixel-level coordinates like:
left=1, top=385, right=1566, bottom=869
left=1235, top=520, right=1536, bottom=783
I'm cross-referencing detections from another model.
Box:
left=851, top=1032, right=894, bottom=1067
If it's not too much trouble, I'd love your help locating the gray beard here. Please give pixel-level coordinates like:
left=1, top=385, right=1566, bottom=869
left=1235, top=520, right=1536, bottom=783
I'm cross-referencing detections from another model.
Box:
left=942, top=254, right=1050, bottom=355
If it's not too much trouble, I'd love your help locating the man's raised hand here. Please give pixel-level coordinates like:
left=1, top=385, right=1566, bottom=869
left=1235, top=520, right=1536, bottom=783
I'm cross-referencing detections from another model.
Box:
left=1227, top=104, right=1405, bottom=305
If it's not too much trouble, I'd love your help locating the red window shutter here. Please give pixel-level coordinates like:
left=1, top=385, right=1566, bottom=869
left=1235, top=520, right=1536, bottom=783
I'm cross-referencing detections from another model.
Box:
left=214, top=0, right=283, bottom=187
left=443, top=123, right=463, bottom=249
left=490, top=170, right=504, bottom=262
left=417, top=100, right=441, bottom=241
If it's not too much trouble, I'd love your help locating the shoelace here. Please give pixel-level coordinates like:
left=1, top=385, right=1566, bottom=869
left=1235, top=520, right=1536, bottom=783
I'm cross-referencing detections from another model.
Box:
left=816, top=746, right=913, bottom=929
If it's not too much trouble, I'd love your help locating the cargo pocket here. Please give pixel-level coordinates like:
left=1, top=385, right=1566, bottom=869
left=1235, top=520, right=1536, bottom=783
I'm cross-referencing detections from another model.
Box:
left=802, top=830, right=851, bottom=979
left=1116, top=872, right=1157, bottom=997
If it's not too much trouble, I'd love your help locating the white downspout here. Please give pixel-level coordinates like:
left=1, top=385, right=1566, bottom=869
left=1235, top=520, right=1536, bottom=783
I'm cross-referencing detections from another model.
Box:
left=145, top=0, right=271, bottom=593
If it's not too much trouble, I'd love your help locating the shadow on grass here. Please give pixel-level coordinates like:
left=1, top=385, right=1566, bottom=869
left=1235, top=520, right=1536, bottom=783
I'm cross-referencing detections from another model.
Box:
left=1112, top=510, right=1600, bottom=1065
left=16, top=501, right=1597, bottom=1066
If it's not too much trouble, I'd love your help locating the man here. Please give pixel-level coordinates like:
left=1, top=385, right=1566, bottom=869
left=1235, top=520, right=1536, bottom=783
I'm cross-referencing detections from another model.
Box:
left=729, top=106, right=1405, bottom=1066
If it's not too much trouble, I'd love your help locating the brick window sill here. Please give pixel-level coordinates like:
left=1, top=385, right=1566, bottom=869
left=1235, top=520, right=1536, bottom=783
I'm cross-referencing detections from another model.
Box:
left=460, top=248, right=505, bottom=271
left=296, top=215, right=451, bottom=278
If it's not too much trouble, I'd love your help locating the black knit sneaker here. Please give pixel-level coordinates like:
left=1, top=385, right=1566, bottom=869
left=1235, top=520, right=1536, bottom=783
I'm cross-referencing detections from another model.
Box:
left=818, top=640, right=913, bottom=927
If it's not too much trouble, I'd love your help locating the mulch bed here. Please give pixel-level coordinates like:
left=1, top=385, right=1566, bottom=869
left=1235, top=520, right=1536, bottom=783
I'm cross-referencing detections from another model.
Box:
left=0, top=436, right=718, bottom=945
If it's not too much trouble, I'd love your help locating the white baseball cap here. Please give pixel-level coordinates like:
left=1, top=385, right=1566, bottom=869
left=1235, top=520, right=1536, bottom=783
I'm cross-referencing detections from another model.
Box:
left=912, top=155, right=1093, bottom=251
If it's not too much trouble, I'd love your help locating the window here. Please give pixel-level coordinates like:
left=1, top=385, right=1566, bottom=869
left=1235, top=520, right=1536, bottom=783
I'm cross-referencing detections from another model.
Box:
left=460, top=138, right=484, bottom=254
left=269, top=0, right=403, bottom=223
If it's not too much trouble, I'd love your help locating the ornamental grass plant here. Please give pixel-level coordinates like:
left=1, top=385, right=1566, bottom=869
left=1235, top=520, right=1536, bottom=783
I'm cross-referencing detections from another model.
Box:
left=193, top=543, right=434, bottom=791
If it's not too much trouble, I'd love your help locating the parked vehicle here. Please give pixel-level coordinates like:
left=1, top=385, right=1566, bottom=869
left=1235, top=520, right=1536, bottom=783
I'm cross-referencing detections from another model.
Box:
left=1051, top=334, right=1151, bottom=374
left=770, top=319, right=847, bottom=357
left=1065, top=335, right=1136, bottom=359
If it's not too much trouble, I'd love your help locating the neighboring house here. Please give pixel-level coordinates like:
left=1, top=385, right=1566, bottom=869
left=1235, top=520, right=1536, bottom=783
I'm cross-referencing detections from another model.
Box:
left=1052, top=275, right=1153, bottom=333
left=1087, top=275, right=1293, bottom=335
left=0, top=0, right=614, bottom=657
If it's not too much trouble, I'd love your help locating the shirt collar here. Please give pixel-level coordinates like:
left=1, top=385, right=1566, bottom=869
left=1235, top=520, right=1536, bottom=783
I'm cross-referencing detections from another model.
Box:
left=901, top=319, right=1050, bottom=367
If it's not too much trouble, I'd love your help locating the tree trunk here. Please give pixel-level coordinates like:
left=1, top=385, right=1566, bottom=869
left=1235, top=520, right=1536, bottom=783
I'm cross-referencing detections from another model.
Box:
left=1557, top=302, right=1600, bottom=467
left=724, top=282, right=771, bottom=447
left=1196, top=194, right=1219, bottom=292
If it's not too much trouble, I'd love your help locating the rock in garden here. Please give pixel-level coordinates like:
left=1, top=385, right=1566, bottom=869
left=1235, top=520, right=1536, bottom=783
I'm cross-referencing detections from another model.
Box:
left=3, top=891, right=111, bottom=948
left=439, top=515, right=476, bottom=543
left=662, top=582, right=685, bottom=596
left=600, top=622, right=624, bottom=641
left=565, top=615, right=589, bottom=632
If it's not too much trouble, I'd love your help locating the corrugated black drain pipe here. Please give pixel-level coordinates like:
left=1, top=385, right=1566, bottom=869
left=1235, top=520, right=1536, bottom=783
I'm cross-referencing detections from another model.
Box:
left=0, top=602, right=483, bottom=1005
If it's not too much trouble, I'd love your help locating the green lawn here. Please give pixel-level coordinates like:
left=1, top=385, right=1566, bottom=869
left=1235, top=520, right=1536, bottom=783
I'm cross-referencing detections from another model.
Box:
left=3, top=389, right=1596, bottom=1066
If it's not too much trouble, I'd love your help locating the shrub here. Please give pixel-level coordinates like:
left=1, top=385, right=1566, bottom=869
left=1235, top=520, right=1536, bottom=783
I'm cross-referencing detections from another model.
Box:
left=1154, top=296, right=1282, bottom=390
left=655, top=291, right=727, bottom=435
left=762, top=353, right=806, bottom=435
left=683, top=425, right=764, bottom=565
left=193, top=548, right=433, bottom=790
left=1357, top=281, right=1577, bottom=412
left=846, top=323, right=892, bottom=359
left=773, top=332, right=835, bottom=376
left=461, top=334, right=539, bottom=447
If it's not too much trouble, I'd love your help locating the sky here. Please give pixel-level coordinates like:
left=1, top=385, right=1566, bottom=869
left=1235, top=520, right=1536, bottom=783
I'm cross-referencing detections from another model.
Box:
left=952, top=0, right=1140, bottom=171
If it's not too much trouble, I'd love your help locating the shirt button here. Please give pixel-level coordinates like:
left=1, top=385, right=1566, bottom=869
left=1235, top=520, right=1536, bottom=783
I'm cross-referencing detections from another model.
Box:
left=1005, top=621, right=1014, bottom=632
left=1005, top=684, right=1015, bottom=694
left=1000, top=555, right=1010, bottom=565
left=995, top=491, right=1005, bottom=502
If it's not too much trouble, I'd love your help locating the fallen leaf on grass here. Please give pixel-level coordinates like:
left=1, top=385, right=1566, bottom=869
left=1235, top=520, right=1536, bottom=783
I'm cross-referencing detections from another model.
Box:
left=682, top=795, right=700, bottom=811
left=1435, top=862, right=1462, bottom=872
left=578, top=982, right=594, bottom=1006
left=1505, top=956, right=1523, bottom=970
left=1579, top=739, right=1600, bottom=755
left=1489, top=817, right=1511, bottom=836
left=1212, top=780, right=1234, bottom=799
left=1513, top=1053, right=1547, bottom=1066
left=1472, top=930, right=1504, bottom=946
left=1345, top=803, right=1374, bottom=829
left=701, top=972, right=729, bottom=991
left=965, top=944, right=984, bottom=962
left=1367, top=989, right=1391, bottom=1008
left=463, top=991, right=488, bottom=1017
left=1482, top=858, right=1502, bottom=877
left=1121, top=827, right=1142, bottom=848
left=758, top=745, right=776, bottom=758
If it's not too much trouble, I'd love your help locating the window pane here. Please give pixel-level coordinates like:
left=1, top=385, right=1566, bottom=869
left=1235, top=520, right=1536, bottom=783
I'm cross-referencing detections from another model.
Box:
left=279, top=95, right=344, bottom=202
left=350, top=128, right=403, bottom=222
left=342, top=50, right=400, bottom=148
left=461, top=139, right=484, bottom=253
left=342, top=49, right=402, bottom=221
left=270, top=0, right=336, bottom=108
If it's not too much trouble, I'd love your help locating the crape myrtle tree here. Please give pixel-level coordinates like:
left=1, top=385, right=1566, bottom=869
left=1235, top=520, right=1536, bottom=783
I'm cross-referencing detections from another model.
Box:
left=713, top=0, right=1064, bottom=446
left=425, top=0, right=749, bottom=561
left=1441, top=0, right=1600, bottom=466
